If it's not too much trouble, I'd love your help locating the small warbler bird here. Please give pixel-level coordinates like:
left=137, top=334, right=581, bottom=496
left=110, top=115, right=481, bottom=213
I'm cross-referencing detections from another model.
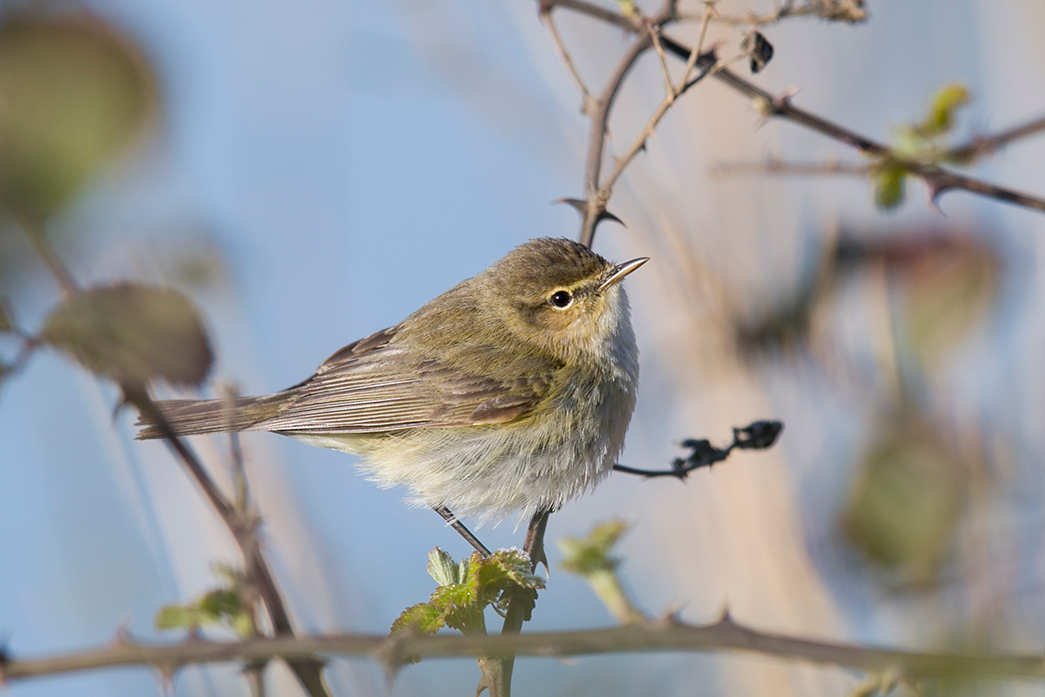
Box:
left=138, top=238, right=645, bottom=532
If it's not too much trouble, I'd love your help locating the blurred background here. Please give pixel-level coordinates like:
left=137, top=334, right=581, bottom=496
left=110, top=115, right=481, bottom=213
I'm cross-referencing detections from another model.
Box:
left=2, top=0, right=1045, bottom=695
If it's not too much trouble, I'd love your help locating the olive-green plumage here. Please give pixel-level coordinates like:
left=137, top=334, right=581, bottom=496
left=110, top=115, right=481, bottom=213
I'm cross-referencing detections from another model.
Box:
left=137, top=238, right=645, bottom=524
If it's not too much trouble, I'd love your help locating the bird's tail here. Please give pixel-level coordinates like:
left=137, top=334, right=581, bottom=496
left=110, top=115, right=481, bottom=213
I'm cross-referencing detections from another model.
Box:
left=136, top=393, right=290, bottom=440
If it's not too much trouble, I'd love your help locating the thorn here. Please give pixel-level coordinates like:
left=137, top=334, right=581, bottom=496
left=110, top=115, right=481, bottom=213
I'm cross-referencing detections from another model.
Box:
left=111, top=619, right=134, bottom=647
left=112, top=392, right=135, bottom=421
left=714, top=602, right=733, bottom=626
left=554, top=198, right=589, bottom=217
left=773, top=85, right=801, bottom=109
left=926, top=179, right=951, bottom=215
left=656, top=603, right=685, bottom=627
left=376, top=634, right=411, bottom=687
left=155, top=663, right=179, bottom=696
left=532, top=548, right=551, bottom=579
left=597, top=209, right=626, bottom=228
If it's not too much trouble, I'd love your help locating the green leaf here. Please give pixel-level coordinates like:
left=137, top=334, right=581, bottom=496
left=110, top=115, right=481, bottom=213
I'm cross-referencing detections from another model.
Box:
left=391, top=603, right=449, bottom=636
left=392, top=548, right=546, bottom=639
left=919, top=83, right=970, bottom=138
left=42, top=283, right=213, bottom=388
left=154, top=566, right=255, bottom=638
left=842, top=419, right=965, bottom=583
left=900, top=239, right=997, bottom=366
left=615, top=0, right=636, bottom=18
left=559, top=520, right=631, bottom=577
left=155, top=604, right=201, bottom=630
left=197, top=588, right=245, bottom=623
left=426, top=547, right=465, bottom=587
left=0, top=13, right=156, bottom=216
left=872, top=166, right=906, bottom=210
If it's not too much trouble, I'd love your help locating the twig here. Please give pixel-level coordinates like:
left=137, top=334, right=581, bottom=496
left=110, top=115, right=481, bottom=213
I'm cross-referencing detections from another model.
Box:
left=18, top=214, right=78, bottom=298
left=549, top=0, right=682, bottom=247
left=601, top=57, right=716, bottom=196
left=542, top=0, right=1045, bottom=216
left=540, top=6, right=595, bottom=113
left=11, top=612, right=1045, bottom=683
left=15, top=220, right=329, bottom=695
left=478, top=510, right=550, bottom=696
left=680, top=1, right=715, bottom=88
left=709, top=157, right=870, bottom=177
left=221, top=386, right=250, bottom=513
left=126, top=391, right=330, bottom=697
left=709, top=0, right=867, bottom=26
left=661, top=37, right=1045, bottom=212
left=614, top=421, right=783, bottom=479
left=0, top=332, right=39, bottom=382
left=577, top=15, right=659, bottom=247
left=945, top=114, right=1045, bottom=163
left=647, top=24, right=675, bottom=99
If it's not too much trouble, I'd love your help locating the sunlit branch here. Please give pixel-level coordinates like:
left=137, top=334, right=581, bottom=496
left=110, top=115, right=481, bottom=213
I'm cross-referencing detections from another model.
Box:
left=8, top=613, right=1045, bottom=685
left=540, top=0, right=1045, bottom=215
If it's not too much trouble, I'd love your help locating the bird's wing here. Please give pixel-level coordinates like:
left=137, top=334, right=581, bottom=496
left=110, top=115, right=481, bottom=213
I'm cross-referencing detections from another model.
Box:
left=253, top=326, right=558, bottom=434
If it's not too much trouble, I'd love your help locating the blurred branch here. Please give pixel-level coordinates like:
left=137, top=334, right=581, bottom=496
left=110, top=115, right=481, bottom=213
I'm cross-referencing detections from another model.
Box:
left=128, top=392, right=330, bottom=697
left=688, top=0, right=868, bottom=27
left=710, top=156, right=870, bottom=178
left=16, top=222, right=329, bottom=697
left=18, top=215, right=78, bottom=297
left=11, top=612, right=1045, bottom=684
left=559, top=521, right=647, bottom=624
left=480, top=510, right=550, bottom=696
left=541, top=0, right=1045, bottom=215
left=540, top=7, right=594, bottom=113
left=0, top=303, right=38, bottom=381
left=945, top=114, right=1045, bottom=163
left=614, top=421, right=783, bottom=479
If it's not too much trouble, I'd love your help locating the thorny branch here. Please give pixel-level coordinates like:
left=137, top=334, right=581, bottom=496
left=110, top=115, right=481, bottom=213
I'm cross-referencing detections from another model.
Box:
left=127, top=394, right=330, bottom=697
left=710, top=111, right=1045, bottom=179
left=709, top=157, right=870, bottom=177
left=10, top=610, right=1045, bottom=685
left=16, top=224, right=330, bottom=697
left=687, top=0, right=868, bottom=27
left=945, top=114, right=1045, bottom=164
left=479, top=511, right=549, bottom=696
left=541, top=0, right=1045, bottom=220
left=614, top=420, right=783, bottom=479
left=540, top=8, right=594, bottom=113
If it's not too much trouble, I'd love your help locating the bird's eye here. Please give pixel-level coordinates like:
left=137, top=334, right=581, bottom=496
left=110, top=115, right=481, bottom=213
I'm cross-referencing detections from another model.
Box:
left=550, top=290, right=572, bottom=308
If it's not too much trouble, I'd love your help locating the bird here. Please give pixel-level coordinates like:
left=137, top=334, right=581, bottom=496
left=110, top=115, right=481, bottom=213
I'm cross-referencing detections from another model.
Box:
left=137, top=237, right=645, bottom=554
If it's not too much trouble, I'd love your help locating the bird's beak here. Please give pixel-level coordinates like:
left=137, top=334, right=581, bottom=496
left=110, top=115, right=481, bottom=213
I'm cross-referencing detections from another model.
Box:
left=599, top=257, right=649, bottom=291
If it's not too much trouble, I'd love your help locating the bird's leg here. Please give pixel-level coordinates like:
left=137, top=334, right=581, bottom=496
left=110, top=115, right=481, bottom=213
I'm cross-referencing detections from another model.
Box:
left=524, top=508, right=552, bottom=573
left=433, top=505, right=491, bottom=557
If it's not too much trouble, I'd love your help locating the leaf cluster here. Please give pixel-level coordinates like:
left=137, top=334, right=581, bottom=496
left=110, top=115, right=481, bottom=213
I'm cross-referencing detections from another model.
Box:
left=873, top=83, right=972, bottom=210
left=392, top=548, right=545, bottom=638
left=559, top=520, right=629, bottom=578
left=41, top=283, right=212, bottom=389
left=155, top=565, right=256, bottom=639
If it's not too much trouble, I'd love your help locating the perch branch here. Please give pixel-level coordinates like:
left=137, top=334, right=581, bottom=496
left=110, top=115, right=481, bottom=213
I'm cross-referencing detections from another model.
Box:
left=9, top=612, right=1045, bottom=685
